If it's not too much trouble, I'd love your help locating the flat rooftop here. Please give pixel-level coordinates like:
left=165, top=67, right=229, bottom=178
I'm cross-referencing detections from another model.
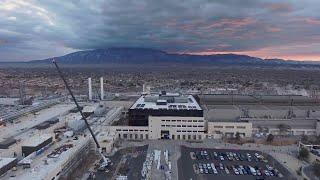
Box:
left=22, top=134, right=52, bottom=147
left=0, top=157, right=16, bottom=169
left=130, top=93, right=202, bottom=111
left=199, top=94, right=319, bottom=105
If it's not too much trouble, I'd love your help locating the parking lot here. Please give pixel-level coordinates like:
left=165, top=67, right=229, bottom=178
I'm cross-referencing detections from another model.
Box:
left=178, top=146, right=295, bottom=180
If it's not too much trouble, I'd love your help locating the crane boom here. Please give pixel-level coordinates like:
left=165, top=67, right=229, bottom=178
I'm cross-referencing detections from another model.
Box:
left=52, top=59, right=108, bottom=166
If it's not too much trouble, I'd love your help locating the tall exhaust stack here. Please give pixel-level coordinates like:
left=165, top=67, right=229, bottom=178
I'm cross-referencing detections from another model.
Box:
left=100, top=77, right=104, bottom=100
left=88, top=77, right=92, bottom=100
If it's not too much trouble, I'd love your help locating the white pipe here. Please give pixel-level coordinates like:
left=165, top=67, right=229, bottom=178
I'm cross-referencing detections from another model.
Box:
left=88, top=78, right=92, bottom=100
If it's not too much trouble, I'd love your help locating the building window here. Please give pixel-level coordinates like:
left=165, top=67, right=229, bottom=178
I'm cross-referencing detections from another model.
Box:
left=188, top=120, right=192, bottom=122
left=237, top=126, right=246, bottom=129
left=187, top=125, right=192, bottom=127
left=177, top=120, right=181, bottom=122
left=161, top=120, right=165, bottom=122
left=193, top=125, right=197, bottom=127
left=177, top=125, right=181, bottom=127
left=177, top=130, right=181, bottom=132
left=177, top=135, right=180, bottom=139
left=172, top=120, right=176, bottom=122
left=198, top=135, right=202, bottom=140
left=182, top=120, right=187, bottom=122
left=225, top=126, right=234, bottom=129
left=182, top=125, right=186, bottom=127
left=166, top=120, right=170, bottom=122
left=213, top=126, right=223, bottom=128
left=161, top=125, right=165, bottom=127
left=193, top=120, right=197, bottom=122
left=171, top=125, right=176, bottom=127
left=198, top=125, right=204, bottom=127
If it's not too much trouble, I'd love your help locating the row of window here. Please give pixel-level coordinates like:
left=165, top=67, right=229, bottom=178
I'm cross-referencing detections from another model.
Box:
left=161, top=119, right=204, bottom=122
left=173, top=134, right=202, bottom=140
left=116, top=129, right=148, bottom=132
left=161, top=125, right=204, bottom=128
left=176, top=130, right=205, bottom=133
left=122, top=133, right=148, bottom=139
left=213, top=126, right=247, bottom=129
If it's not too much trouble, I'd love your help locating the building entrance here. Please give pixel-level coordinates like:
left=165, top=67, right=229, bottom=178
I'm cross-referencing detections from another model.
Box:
left=161, top=130, right=170, bottom=139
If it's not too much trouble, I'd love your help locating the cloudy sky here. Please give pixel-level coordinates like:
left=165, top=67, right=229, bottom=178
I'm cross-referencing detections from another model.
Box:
left=1, top=0, right=320, bottom=61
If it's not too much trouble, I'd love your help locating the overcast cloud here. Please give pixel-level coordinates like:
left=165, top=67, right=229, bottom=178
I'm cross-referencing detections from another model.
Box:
left=0, top=0, right=320, bottom=61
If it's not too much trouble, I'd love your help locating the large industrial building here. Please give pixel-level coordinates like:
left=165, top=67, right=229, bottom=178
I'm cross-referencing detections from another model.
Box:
left=128, top=91, right=203, bottom=126
left=108, top=92, right=205, bottom=140
left=201, top=94, right=320, bottom=137
left=107, top=93, right=320, bottom=140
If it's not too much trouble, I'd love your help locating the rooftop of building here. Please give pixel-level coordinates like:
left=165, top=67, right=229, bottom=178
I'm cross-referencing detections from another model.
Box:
left=199, top=94, right=320, bottom=105
left=0, top=157, right=16, bottom=169
left=130, top=91, right=202, bottom=111
left=21, top=134, right=52, bottom=147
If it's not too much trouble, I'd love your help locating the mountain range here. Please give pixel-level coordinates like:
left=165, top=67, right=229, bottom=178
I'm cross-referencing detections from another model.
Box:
left=27, top=47, right=319, bottom=67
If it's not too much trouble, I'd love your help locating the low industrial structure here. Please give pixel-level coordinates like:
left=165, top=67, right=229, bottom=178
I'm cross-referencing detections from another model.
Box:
left=0, top=157, right=17, bottom=176
left=107, top=92, right=206, bottom=140
left=106, top=93, right=320, bottom=140
left=21, top=134, right=53, bottom=157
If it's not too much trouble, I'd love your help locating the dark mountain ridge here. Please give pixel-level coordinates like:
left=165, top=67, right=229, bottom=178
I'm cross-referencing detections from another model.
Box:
left=27, top=47, right=319, bottom=67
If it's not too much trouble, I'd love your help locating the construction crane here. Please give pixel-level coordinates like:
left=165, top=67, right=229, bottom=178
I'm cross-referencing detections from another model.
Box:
left=52, top=59, right=109, bottom=170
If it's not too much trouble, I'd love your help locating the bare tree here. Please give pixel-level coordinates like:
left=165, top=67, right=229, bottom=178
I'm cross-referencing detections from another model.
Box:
left=278, top=124, right=291, bottom=135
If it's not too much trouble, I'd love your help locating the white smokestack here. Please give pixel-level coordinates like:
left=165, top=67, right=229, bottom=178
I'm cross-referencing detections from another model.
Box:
left=88, top=78, right=92, bottom=100
left=142, top=84, right=146, bottom=95
left=100, top=77, right=104, bottom=100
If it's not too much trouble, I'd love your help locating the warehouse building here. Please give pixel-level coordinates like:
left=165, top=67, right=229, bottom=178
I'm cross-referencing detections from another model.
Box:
left=107, top=94, right=320, bottom=140
left=21, top=134, right=53, bottom=157
left=0, top=157, right=17, bottom=176
left=202, top=95, right=320, bottom=137
left=128, top=91, right=203, bottom=126
left=107, top=92, right=205, bottom=140
left=0, top=138, right=16, bottom=149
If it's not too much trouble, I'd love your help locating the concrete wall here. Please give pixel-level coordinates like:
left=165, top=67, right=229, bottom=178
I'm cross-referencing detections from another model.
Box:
left=206, top=107, right=241, bottom=121
left=207, top=121, right=252, bottom=138
left=149, top=116, right=205, bottom=140
left=106, top=116, right=205, bottom=140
